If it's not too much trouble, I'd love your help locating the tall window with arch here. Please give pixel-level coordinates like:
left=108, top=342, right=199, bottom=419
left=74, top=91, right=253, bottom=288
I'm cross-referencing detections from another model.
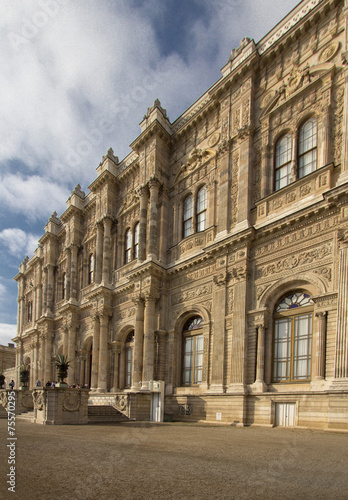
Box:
left=62, top=272, right=67, bottom=300
left=133, top=223, right=139, bottom=259
left=88, top=254, right=94, bottom=284
left=298, top=117, right=317, bottom=178
left=124, top=229, right=132, bottom=264
left=196, top=186, right=207, bottom=232
left=275, top=133, right=292, bottom=191
left=125, top=331, right=134, bottom=388
left=182, top=316, right=204, bottom=386
left=273, top=291, right=313, bottom=383
left=183, top=194, right=193, bottom=238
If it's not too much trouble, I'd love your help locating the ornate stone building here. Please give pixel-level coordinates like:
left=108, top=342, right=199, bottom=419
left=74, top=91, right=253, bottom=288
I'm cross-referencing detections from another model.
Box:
left=14, top=0, right=348, bottom=428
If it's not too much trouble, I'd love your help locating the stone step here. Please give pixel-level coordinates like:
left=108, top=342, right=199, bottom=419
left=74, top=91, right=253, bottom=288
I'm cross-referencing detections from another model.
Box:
left=16, top=410, right=35, bottom=423
left=88, top=405, right=129, bottom=423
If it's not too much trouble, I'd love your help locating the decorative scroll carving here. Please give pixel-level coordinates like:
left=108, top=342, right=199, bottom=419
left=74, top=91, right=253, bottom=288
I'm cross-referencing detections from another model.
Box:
left=257, top=243, right=332, bottom=278
left=115, top=394, right=128, bottom=412
left=63, top=393, right=80, bottom=412
left=171, top=283, right=213, bottom=305
left=33, top=391, right=45, bottom=411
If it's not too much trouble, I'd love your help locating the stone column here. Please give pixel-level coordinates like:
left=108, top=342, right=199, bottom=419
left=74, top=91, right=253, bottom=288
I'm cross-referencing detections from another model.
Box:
left=44, top=332, right=53, bottom=384
left=217, top=148, right=230, bottom=236
left=138, top=185, right=148, bottom=262
left=159, top=187, right=168, bottom=264
left=251, top=321, right=267, bottom=393
left=102, top=217, right=112, bottom=284
left=340, top=39, right=348, bottom=178
left=142, top=294, right=157, bottom=388
left=147, top=178, right=160, bottom=260
left=70, top=245, right=78, bottom=300
left=260, top=143, right=270, bottom=198
left=67, top=323, right=77, bottom=385
left=227, top=267, right=248, bottom=393
left=209, top=273, right=228, bottom=393
left=32, top=339, right=38, bottom=384
left=131, top=296, right=145, bottom=391
left=334, top=241, right=348, bottom=379
left=314, top=312, right=327, bottom=381
left=90, top=315, right=100, bottom=391
left=111, top=342, right=121, bottom=392
left=97, top=314, right=110, bottom=392
left=46, top=264, right=55, bottom=314
left=235, top=135, right=252, bottom=230
left=320, top=95, right=331, bottom=167
left=66, top=247, right=71, bottom=300
left=79, top=351, right=86, bottom=386
left=95, top=222, right=103, bottom=284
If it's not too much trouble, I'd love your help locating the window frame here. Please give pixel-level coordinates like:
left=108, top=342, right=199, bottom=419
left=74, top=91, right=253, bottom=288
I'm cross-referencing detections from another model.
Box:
left=298, top=117, right=317, bottom=179
left=124, top=228, right=132, bottom=264
left=196, top=186, right=207, bottom=233
left=275, top=133, right=292, bottom=191
left=88, top=254, right=94, bottom=285
left=182, top=316, right=204, bottom=386
left=183, top=194, right=193, bottom=238
left=272, top=293, right=313, bottom=383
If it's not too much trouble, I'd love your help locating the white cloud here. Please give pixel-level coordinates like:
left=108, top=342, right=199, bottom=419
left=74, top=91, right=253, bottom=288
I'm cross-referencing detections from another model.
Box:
left=0, top=228, right=40, bottom=258
left=0, top=323, right=17, bottom=346
left=0, top=174, right=68, bottom=221
left=0, top=0, right=300, bottom=223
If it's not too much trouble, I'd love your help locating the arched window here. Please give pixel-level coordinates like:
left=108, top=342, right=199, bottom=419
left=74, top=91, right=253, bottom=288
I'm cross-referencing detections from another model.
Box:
left=125, top=229, right=132, bottom=264
left=183, top=194, right=193, bottom=238
left=196, top=186, right=207, bottom=232
left=88, top=254, right=94, bottom=284
left=62, top=273, right=67, bottom=300
left=133, top=223, right=139, bottom=259
left=182, top=316, right=204, bottom=386
left=298, top=118, right=317, bottom=178
left=125, top=331, right=134, bottom=388
left=275, top=133, right=292, bottom=191
left=273, top=292, right=313, bottom=383
left=27, top=301, right=33, bottom=322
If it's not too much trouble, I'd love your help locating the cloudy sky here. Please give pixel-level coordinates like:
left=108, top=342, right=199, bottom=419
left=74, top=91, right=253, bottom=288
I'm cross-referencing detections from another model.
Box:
left=0, top=0, right=300, bottom=345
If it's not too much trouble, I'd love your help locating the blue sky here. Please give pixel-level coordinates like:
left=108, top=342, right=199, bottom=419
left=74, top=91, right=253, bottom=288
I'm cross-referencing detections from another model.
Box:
left=0, top=0, right=300, bottom=345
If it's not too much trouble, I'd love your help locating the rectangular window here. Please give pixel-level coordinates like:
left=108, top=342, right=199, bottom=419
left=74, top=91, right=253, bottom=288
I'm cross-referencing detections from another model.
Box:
left=125, top=348, right=132, bottom=387
left=293, top=314, right=312, bottom=380
left=273, top=318, right=291, bottom=382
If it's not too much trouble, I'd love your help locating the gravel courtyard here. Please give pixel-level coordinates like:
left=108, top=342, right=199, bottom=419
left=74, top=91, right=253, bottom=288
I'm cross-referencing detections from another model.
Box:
left=1, top=420, right=348, bottom=500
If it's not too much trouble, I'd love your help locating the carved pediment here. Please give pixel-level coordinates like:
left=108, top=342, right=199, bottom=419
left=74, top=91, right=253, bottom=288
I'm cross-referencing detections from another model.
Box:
left=174, top=148, right=216, bottom=184
left=259, top=62, right=336, bottom=122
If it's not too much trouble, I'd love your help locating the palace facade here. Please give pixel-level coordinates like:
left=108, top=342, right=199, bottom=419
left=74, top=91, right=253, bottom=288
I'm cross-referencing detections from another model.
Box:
left=14, top=0, right=348, bottom=428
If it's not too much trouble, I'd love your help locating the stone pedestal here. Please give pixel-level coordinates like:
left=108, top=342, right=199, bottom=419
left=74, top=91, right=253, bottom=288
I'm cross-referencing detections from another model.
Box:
left=32, top=388, right=89, bottom=425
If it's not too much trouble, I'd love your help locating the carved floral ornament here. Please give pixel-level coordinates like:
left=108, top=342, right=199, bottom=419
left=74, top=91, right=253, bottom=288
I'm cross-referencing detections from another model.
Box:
left=33, top=391, right=45, bottom=411
left=63, top=393, right=80, bottom=412
left=174, top=148, right=216, bottom=184
left=259, top=61, right=336, bottom=120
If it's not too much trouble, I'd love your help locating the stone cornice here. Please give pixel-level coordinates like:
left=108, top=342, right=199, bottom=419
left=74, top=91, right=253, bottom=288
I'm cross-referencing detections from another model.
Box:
left=88, top=168, right=118, bottom=193
left=130, top=119, right=172, bottom=152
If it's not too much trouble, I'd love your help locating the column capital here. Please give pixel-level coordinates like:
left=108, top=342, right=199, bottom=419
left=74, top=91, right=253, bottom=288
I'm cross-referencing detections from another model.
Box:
left=148, top=176, right=162, bottom=192
left=143, top=290, right=160, bottom=302
left=315, top=311, right=327, bottom=319
left=136, top=184, right=149, bottom=198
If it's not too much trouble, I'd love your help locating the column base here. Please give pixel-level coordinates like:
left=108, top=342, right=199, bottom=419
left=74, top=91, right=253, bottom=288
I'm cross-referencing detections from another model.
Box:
left=97, top=388, right=106, bottom=393
left=207, top=384, right=224, bottom=394
left=250, top=381, right=267, bottom=393
left=226, top=383, right=247, bottom=394
left=329, top=378, right=348, bottom=391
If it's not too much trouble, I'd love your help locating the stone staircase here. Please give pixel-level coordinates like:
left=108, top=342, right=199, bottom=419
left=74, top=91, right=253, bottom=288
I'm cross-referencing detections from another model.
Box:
left=16, top=409, right=35, bottom=423
left=88, top=405, right=129, bottom=423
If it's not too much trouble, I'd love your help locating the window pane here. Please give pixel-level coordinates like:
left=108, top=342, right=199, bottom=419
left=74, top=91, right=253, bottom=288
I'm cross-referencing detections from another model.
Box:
left=293, top=314, right=311, bottom=380
left=183, top=195, right=193, bottom=238
left=275, top=134, right=292, bottom=190
left=196, top=187, right=207, bottom=232
left=274, top=318, right=291, bottom=381
left=299, top=119, right=317, bottom=178
left=134, top=223, right=139, bottom=259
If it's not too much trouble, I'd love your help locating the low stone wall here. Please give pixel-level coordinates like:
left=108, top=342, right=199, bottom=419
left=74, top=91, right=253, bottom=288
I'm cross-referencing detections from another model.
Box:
left=0, top=389, right=34, bottom=415
left=32, top=388, right=89, bottom=425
